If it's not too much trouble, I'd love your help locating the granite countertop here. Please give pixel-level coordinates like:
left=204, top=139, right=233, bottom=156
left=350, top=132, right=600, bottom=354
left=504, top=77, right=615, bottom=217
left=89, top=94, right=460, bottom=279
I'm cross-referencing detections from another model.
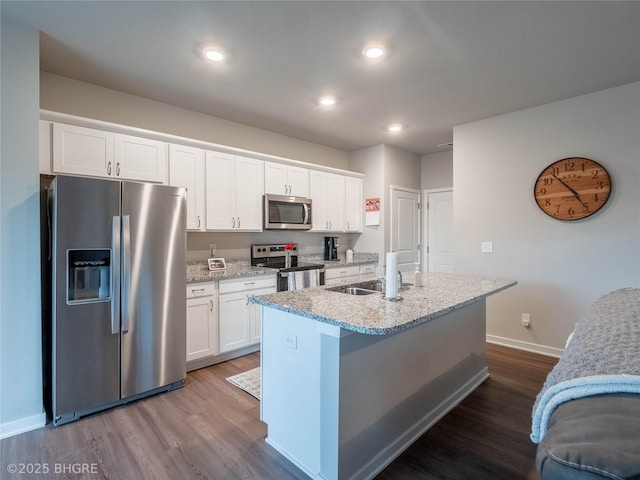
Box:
left=187, top=260, right=276, bottom=284
left=186, top=253, right=379, bottom=284
left=250, top=272, right=516, bottom=335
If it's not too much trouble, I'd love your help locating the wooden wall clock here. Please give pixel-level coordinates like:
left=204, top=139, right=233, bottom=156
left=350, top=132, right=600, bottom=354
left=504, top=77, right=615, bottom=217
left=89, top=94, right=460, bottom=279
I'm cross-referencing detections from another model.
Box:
left=534, top=157, right=611, bottom=221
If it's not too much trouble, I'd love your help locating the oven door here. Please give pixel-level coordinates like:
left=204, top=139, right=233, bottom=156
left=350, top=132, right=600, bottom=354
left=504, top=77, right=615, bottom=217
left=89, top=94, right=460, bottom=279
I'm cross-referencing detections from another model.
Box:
left=264, top=194, right=312, bottom=230
left=278, top=268, right=325, bottom=291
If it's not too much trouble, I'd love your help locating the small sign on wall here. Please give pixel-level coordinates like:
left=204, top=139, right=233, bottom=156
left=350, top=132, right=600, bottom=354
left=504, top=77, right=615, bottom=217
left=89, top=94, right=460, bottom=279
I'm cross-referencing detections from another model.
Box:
left=365, top=197, right=380, bottom=226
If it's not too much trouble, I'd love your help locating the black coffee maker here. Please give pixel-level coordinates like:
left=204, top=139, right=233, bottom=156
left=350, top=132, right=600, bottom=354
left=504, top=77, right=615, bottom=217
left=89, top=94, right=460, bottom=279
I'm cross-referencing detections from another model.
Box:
left=324, top=236, right=339, bottom=261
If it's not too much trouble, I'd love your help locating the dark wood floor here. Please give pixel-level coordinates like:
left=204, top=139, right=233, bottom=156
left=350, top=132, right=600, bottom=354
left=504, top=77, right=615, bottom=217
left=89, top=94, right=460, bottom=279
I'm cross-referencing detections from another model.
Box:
left=1, top=344, right=557, bottom=479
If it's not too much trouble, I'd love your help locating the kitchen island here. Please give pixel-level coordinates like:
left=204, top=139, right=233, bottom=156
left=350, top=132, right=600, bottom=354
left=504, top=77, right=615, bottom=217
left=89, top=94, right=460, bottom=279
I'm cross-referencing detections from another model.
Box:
left=250, top=273, right=516, bottom=480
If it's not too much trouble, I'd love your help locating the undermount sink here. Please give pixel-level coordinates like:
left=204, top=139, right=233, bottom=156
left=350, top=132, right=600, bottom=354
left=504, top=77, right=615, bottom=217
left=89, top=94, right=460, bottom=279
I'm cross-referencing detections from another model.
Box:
left=326, top=280, right=384, bottom=295
left=326, top=279, right=413, bottom=295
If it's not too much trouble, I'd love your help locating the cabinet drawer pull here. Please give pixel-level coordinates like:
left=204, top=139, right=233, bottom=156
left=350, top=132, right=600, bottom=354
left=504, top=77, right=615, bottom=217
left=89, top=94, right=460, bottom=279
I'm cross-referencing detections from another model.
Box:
left=191, top=288, right=205, bottom=296
left=244, top=281, right=255, bottom=287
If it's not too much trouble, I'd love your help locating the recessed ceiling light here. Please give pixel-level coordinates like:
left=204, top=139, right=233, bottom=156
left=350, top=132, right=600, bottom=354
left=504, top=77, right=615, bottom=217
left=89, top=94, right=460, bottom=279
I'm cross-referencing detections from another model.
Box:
left=363, top=45, right=386, bottom=59
left=387, top=123, right=403, bottom=133
left=203, top=47, right=225, bottom=62
left=318, top=95, right=337, bottom=107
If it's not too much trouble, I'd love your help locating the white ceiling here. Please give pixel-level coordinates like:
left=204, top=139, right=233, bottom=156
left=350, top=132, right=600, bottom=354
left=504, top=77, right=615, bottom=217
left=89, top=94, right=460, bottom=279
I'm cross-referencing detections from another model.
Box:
left=3, top=1, right=639, bottom=155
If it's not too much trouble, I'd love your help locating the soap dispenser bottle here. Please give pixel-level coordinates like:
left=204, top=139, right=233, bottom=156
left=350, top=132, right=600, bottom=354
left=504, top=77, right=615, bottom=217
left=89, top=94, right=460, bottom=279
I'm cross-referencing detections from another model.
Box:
left=414, top=262, right=423, bottom=287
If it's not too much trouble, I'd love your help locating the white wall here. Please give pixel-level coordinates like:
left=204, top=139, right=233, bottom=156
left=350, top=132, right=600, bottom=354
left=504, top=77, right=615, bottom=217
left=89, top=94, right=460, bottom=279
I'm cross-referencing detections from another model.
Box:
left=0, top=20, right=45, bottom=437
left=349, top=145, right=385, bottom=272
left=454, top=82, right=640, bottom=353
left=40, top=72, right=349, bottom=170
left=421, top=150, right=453, bottom=190
left=349, top=144, right=421, bottom=274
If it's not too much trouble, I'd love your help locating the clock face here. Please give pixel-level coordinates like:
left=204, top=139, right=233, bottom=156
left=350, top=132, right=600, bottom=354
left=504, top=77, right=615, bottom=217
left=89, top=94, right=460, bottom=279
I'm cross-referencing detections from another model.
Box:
left=534, top=157, right=611, bottom=221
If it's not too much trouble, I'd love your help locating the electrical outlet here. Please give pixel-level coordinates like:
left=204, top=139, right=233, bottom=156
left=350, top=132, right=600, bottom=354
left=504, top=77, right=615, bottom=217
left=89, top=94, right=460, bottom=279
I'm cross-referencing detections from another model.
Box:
left=521, top=313, right=531, bottom=328
left=283, top=333, right=297, bottom=350
left=209, top=244, right=216, bottom=257
left=481, top=241, right=493, bottom=253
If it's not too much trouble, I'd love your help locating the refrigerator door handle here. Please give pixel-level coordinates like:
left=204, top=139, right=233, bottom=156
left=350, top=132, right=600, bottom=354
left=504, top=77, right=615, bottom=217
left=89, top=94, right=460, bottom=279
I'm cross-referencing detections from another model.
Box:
left=111, top=216, right=121, bottom=334
left=122, top=215, right=132, bottom=334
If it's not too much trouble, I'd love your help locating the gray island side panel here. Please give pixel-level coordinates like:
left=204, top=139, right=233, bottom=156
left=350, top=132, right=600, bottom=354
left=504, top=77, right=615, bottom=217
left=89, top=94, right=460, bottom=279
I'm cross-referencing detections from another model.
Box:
left=261, top=297, right=493, bottom=480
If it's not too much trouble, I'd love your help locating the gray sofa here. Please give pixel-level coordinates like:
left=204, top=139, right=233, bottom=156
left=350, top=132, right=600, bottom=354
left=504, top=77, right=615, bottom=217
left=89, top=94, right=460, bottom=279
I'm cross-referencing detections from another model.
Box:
left=531, top=288, right=640, bottom=479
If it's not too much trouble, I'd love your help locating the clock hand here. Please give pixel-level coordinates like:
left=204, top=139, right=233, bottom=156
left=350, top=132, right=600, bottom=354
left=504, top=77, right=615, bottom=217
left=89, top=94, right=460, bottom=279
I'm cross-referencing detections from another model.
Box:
left=552, top=174, right=589, bottom=209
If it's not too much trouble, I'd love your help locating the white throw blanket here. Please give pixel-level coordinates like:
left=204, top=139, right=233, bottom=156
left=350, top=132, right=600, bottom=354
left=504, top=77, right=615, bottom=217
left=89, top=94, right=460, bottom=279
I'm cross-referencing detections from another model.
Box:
left=530, top=288, right=640, bottom=443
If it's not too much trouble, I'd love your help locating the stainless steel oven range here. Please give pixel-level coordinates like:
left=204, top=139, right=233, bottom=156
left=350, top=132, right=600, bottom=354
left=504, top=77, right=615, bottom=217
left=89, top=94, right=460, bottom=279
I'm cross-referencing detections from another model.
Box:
left=251, top=243, right=325, bottom=291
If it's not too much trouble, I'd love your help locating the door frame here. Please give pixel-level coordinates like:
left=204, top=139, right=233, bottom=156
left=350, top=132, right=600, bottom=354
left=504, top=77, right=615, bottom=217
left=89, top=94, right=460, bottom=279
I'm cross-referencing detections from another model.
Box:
left=389, top=185, right=421, bottom=271
left=422, top=187, right=454, bottom=272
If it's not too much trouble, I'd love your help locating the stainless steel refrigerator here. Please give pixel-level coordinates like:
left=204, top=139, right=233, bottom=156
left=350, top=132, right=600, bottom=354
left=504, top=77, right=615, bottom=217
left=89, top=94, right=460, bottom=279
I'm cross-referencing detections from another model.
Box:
left=45, top=175, right=186, bottom=426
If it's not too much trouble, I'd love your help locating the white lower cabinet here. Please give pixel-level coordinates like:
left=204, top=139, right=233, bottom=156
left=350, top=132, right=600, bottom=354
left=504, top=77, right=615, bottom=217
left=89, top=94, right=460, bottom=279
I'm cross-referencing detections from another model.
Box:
left=324, top=265, right=360, bottom=286
left=324, top=263, right=378, bottom=286
left=359, top=263, right=377, bottom=281
left=219, top=275, right=277, bottom=353
left=186, top=282, right=218, bottom=362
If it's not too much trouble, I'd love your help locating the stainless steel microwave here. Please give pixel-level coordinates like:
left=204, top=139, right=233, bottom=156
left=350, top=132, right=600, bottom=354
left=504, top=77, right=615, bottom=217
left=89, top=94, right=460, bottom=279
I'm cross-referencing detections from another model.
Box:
left=264, top=194, right=312, bottom=230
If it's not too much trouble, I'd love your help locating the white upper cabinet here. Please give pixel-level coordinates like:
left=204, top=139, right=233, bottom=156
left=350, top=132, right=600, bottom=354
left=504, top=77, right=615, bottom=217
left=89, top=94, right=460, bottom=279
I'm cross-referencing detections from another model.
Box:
left=345, top=176, right=363, bottom=232
left=310, top=171, right=346, bottom=232
left=205, top=152, right=264, bottom=231
left=235, top=156, right=265, bottom=230
left=168, top=144, right=206, bottom=231
left=264, top=161, right=310, bottom=197
left=205, top=151, right=235, bottom=230
left=310, top=171, right=362, bottom=232
left=114, top=133, right=167, bottom=183
left=53, top=123, right=114, bottom=178
left=52, top=123, right=167, bottom=183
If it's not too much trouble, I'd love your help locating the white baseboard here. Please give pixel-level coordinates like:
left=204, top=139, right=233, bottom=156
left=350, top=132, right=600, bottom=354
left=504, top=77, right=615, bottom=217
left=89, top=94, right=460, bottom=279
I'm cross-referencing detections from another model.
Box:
left=487, top=334, right=564, bottom=358
left=0, top=412, right=46, bottom=440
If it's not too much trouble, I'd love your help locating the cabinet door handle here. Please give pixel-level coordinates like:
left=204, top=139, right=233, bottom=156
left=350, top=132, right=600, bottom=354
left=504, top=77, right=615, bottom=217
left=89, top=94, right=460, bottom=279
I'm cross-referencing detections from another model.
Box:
left=237, top=217, right=240, bottom=228
left=284, top=184, right=288, bottom=194
left=116, top=162, right=121, bottom=176
left=209, top=299, right=214, bottom=311
left=107, top=161, right=112, bottom=175
left=232, top=217, right=236, bottom=228
left=346, top=221, right=350, bottom=230
left=197, top=216, right=201, bottom=228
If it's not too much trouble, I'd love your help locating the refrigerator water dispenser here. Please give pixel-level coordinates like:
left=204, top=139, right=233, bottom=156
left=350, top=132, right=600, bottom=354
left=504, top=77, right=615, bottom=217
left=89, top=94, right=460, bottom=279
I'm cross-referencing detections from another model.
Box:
left=67, top=249, right=111, bottom=303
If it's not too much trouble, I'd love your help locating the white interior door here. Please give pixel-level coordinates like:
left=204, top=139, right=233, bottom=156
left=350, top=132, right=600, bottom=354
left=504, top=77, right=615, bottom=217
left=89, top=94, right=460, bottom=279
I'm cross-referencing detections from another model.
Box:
left=424, top=189, right=454, bottom=273
left=390, top=186, right=420, bottom=271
